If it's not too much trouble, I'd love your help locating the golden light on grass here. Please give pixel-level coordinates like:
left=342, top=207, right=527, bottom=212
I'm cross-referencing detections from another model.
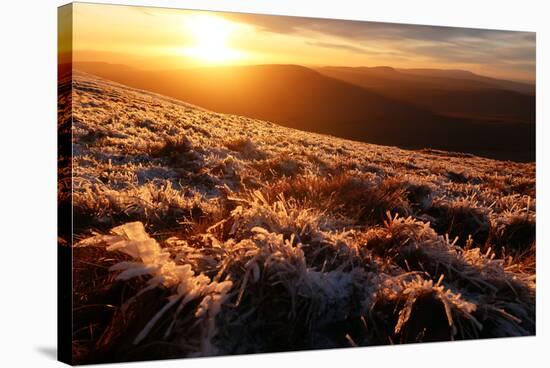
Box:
left=182, top=14, right=245, bottom=64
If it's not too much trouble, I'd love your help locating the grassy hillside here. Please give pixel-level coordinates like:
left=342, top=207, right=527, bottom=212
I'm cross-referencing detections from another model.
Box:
left=61, top=72, right=535, bottom=364
left=72, top=62, right=535, bottom=161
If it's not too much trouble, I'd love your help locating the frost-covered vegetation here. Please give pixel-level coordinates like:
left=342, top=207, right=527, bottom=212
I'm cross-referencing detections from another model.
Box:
left=63, top=72, right=535, bottom=364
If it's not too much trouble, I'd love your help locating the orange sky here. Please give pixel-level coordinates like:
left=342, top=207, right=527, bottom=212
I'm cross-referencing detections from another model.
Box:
left=61, top=3, right=536, bottom=82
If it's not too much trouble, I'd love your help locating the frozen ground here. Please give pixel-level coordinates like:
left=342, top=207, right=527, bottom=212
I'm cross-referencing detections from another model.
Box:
left=60, top=71, right=536, bottom=364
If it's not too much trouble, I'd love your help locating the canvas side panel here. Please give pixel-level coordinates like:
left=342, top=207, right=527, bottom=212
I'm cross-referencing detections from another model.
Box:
left=58, top=3, right=73, bottom=365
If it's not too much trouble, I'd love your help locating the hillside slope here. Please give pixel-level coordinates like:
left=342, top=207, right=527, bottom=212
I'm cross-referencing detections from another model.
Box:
left=61, top=72, right=536, bottom=364
left=72, top=62, right=535, bottom=161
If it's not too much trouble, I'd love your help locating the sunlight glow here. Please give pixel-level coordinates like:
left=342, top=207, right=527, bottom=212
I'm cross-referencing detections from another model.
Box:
left=182, top=15, right=245, bottom=64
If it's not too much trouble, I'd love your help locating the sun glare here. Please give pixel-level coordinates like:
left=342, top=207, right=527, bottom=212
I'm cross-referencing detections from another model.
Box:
left=183, top=15, right=244, bottom=64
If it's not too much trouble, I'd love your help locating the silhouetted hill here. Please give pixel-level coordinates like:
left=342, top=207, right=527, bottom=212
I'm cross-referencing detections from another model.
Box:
left=317, top=66, right=535, bottom=124
left=318, top=66, right=528, bottom=91
left=399, top=68, right=535, bottom=95
left=71, top=62, right=535, bottom=161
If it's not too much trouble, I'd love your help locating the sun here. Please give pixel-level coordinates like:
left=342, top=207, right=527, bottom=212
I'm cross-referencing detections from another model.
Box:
left=183, top=15, right=244, bottom=64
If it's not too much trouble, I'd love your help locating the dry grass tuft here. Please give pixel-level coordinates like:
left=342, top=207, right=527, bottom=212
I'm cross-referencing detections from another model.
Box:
left=264, top=173, right=411, bottom=224
left=224, top=137, right=266, bottom=160
left=426, top=197, right=491, bottom=245
left=148, top=136, right=202, bottom=171
left=491, top=209, right=536, bottom=257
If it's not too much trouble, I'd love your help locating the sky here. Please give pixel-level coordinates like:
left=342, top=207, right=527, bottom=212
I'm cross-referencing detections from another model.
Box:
left=65, top=3, right=536, bottom=82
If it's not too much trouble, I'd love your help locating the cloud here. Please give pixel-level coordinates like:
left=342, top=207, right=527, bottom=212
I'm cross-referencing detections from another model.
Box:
left=227, top=12, right=530, bottom=42
left=225, top=12, right=535, bottom=80
left=305, top=41, right=367, bottom=54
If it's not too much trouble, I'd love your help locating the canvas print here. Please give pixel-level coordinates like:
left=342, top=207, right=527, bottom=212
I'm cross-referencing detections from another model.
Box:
left=58, top=2, right=536, bottom=365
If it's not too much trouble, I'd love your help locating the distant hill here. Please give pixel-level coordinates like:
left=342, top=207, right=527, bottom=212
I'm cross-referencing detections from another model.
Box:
left=317, top=66, right=535, bottom=124
left=398, top=68, right=535, bottom=95
left=71, top=62, right=535, bottom=161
